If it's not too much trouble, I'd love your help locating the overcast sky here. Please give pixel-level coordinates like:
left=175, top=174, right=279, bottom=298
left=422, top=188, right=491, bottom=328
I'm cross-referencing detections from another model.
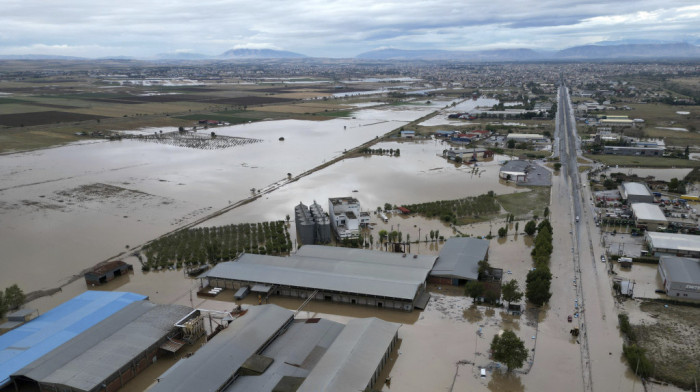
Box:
left=1, top=0, right=699, bottom=58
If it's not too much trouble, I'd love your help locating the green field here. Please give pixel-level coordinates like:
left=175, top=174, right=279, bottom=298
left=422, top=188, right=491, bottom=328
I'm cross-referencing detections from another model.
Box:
left=496, top=186, right=551, bottom=218
left=584, top=154, right=700, bottom=168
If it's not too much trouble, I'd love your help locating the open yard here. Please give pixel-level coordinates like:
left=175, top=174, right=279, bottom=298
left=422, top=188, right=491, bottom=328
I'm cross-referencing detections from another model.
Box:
left=584, top=154, right=700, bottom=168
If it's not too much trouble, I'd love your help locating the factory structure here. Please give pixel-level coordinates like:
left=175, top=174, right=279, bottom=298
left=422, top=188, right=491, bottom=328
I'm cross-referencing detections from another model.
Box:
left=328, top=197, right=371, bottom=240
left=645, top=231, right=700, bottom=259
left=620, top=182, right=655, bottom=204
left=429, top=237, right=490, bottom=285
left=151, top=304, right=399, bottom=392
left=0, top=291, right=192, bottom=392
left=294, top=201, right=331, bottom=245
left=658, top=256, right=700, bottom=300
left=203, top=245, right=436, bottom=311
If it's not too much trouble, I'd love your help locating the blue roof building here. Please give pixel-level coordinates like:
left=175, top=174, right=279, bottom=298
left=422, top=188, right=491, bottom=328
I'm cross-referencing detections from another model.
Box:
left=0, top=291, right=146, bottom=388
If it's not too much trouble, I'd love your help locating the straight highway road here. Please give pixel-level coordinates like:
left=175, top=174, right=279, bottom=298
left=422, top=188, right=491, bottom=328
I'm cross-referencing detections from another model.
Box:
left=555, top=84, right=644, bottom=392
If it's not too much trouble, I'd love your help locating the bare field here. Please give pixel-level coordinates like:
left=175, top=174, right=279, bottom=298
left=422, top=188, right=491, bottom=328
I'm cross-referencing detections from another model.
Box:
left=604, top=103, right=700, bottom=144
left=634, top=301, right=700, bottom=390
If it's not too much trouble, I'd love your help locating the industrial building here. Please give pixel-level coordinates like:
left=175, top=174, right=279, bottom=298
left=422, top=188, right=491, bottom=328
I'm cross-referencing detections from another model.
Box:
left=505, top=133, right=550, bottom=144
left=328, top=197, right=370, bottom=240
left=620, top=182, right=655, bottom=204
left=202, top=245, right=437, bottom=311
left=603, top=145, right=664, bottom=156
left=658, top=256, right=700, bottom=300
left=631, top=203, right=668, bottom=231
left=429, top=237, right=490, bottom=285
left=151, top=305, right=399, bottom=392
left=646, top=232, right=700, bottom=258
left=0, top=291, right=146, bottom=390
left=294, top=201, right=331, bottom=245
left=84, top=260, right=133, bottom=285
left=499, top=160, right=529, bottom=181
left=11, top=301, right=191, bottom=392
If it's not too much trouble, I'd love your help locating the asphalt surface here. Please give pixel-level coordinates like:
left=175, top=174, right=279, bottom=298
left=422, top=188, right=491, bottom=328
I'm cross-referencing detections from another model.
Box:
left=556, top=85, right=645, bottom=392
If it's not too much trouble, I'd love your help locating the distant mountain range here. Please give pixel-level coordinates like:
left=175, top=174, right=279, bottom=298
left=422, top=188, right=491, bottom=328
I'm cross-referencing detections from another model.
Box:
left=219, top=48, right=306, bottom=59
left=356, top=43, right=700, bottom=61
left=2, top=43, right=699, bottom=61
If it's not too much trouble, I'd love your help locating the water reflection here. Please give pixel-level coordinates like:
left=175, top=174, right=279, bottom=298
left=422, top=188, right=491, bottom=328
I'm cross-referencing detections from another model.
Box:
left=488, top=370, right=525, bottom=392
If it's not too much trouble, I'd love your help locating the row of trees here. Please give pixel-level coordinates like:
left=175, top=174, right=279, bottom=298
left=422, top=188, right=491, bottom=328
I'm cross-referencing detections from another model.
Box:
left=404, top=192, right=501, bottom=224
left=358, top=147, right=400, bottom=156
left=0, top=284, right=25, bottom=318
left=525, top=219, right=553, bottom=305
left=141, top=221, right=292, bottom=270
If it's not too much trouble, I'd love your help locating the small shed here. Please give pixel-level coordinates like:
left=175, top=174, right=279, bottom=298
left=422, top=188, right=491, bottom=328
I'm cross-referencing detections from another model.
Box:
left=84, top=260, right=133, bottom=285
left=400, top=130, right=415, bottom=138
left=619, top=257, right=633, bottom=268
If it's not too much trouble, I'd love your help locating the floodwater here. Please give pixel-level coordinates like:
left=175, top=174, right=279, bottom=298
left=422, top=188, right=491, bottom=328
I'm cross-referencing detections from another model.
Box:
left=202, top=139, right=520, bottom=231
left=20, top=227, right=542, bottom=392
left=0, top=105, right=440, bottom=292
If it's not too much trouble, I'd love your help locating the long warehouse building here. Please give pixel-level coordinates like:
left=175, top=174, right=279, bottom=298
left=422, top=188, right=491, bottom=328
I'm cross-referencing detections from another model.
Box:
left=1, top=291, right=191, bottom=392
left=203, top=245, right=437, bottom=311
left=151, top=304, right=399, bottom=392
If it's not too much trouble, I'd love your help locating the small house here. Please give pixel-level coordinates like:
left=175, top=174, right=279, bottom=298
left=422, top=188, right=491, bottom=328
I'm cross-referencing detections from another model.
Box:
left=84, top=260, right=133, bottom=285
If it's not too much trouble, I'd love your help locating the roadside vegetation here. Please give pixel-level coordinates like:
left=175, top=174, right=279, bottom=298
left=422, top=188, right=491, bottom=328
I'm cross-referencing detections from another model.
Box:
left=140, top=221, right=291, bottom=270
left=525, top=219, right=553, bottom=305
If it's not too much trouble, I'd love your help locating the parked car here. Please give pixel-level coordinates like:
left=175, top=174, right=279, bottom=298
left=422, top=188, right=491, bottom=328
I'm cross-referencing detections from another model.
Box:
left=655, top=289, right=666, bottom=294
left=601, top=255, right=606, bottom=263
left=568, top=315, right=573, bottom=322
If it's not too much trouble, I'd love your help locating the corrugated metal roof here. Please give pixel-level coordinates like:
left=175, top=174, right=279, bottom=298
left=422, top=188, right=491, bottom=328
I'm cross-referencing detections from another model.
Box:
left=431, top=237, right=490, bottom=280
left=622, top=182, right=652, bottom=197
left=659, top=256, right=700, bottom=284
left=295, top=245, right=436, bottom=269
left=0, top=291, right=146, bottom=388
left=224, top=318, right=344, bottom=391
left=298, top=317, right=399, bottom=392
left=12, top=301, right=191, bottom=392
left=206, top=246, right=436, bottom=301
left=647, top=232, right=700, bottom=253
left=631, top=203, right=667, bottom=222
left=151, top=305, right=294, bottom=392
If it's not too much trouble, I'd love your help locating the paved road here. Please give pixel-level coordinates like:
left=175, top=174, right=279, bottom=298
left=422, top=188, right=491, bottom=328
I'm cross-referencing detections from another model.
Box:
left=556, top=84, right=645, bottom=392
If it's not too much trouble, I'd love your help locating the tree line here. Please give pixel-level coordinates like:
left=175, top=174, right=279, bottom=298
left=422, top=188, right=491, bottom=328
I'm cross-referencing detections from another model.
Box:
left=525, top=219, right=554, bottom=306
left=403, top=192, right=501, bottom=224
left=140, top=221, right=292, bottom=270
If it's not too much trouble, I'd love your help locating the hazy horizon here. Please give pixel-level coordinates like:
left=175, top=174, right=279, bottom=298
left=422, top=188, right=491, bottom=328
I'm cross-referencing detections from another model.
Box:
left=1, top=0, right=699, bottom=58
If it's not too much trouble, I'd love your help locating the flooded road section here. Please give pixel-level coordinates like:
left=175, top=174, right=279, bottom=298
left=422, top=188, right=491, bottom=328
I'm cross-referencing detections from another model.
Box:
left=0, top=105, right=439, bottom=291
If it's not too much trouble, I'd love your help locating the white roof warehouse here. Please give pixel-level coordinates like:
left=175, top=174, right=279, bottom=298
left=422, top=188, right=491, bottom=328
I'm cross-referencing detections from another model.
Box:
left=203, top=245, right=437, bottom=311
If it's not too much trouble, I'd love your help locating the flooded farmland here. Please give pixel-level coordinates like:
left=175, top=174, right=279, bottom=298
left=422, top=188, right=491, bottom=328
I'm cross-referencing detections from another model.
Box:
left=0, top=104, right=443, bottom=292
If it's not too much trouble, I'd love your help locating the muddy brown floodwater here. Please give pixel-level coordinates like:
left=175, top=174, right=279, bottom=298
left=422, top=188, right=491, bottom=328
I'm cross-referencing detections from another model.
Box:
left=0, top=104, right=447, bottom=292
left=21, top=227, right=543, bottom=392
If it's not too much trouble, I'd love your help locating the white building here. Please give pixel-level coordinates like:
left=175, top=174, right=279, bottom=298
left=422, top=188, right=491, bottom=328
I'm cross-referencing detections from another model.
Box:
left=328, top=197, right=370, bottom=240
left=658, top=256, right=700, bottom=300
